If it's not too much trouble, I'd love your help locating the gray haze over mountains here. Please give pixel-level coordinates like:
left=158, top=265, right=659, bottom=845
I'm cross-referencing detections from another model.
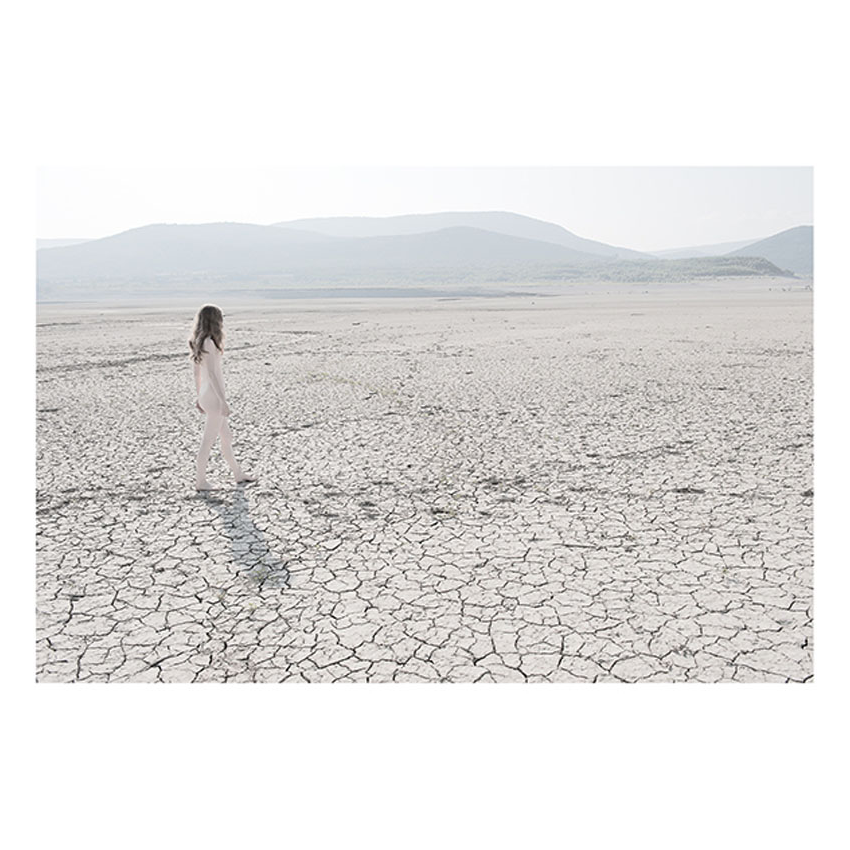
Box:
left=36, top=212, right=812, bottom=301
left=274, top=211, right=648, bottom=259
left=651, top=238, right=761, bottom=259
left=725, top=225, right=812, bottom=275
left=651, top=225, right=813, bottom=274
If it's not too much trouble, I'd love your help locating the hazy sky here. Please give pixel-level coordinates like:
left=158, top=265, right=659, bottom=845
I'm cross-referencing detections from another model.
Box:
left=37, top=167, right=812, bottom=251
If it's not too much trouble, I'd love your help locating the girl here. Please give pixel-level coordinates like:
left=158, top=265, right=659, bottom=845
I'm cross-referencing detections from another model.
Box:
left=189, top=304, right=255, bottom=490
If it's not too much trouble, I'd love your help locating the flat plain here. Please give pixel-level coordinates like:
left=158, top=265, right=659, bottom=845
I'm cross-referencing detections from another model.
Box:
left=36, top=280, right=813, bottom=682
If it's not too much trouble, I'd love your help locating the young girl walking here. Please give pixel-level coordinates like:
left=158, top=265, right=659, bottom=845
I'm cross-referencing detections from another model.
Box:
left=189, top=304, right=255, bottom=490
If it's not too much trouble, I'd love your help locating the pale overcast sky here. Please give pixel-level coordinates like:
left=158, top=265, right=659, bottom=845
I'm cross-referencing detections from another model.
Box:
left=37, top=166, right=812, bottom=252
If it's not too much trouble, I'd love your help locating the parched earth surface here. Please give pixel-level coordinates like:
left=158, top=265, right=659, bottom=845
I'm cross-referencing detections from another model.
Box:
left=36, top=284, right=813, bottom=682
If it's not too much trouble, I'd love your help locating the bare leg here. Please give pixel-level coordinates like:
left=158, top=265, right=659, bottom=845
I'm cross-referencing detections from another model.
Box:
left=196, top=411, right=223, bottom=489
left=219, top=417, right=245, bottom=479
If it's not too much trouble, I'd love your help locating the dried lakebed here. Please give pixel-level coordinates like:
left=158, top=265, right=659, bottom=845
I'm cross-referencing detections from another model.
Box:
left=36, top=288, right=813, bottom=682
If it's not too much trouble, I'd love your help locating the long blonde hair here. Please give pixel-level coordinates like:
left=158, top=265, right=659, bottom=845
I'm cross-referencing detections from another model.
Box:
left=188, top=304, right=224, bottom=363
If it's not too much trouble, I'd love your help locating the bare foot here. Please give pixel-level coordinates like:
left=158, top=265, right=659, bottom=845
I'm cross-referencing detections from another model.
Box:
left=195, top=480, right=215, bottom=491
left=235, top=472, right=257, bottom=484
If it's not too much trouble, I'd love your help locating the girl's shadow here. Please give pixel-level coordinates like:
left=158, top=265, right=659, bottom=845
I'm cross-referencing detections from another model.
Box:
left=204, top=485, right=290, bottom=590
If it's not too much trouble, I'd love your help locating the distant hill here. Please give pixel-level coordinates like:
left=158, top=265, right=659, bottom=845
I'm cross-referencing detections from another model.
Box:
left=275, top=211, right=649, bottom=259
left=37, top=223, right=335, bottom=279
left=36, top=221, right=600, bottom=281
left=37, top=238, right=91, bottom=250
left=651, top=238, right=762, bottom=259
left=338, top=226, right=600, bottom=265
left=725, top=225, right=812, bottom=276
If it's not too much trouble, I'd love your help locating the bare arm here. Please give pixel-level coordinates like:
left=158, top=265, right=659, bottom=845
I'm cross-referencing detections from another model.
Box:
left=193, top=359, right=200, bottom=395
left=206, top=346, right=228, bottom=404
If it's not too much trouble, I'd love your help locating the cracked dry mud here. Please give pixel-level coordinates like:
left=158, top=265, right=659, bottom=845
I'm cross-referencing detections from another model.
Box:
left=36, top=286, right=813, bottom=682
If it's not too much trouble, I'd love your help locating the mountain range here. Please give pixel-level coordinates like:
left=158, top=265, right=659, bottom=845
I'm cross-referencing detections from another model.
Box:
left=36, top=213, right=811, bottom=300
left=274, top=211, right=648, bottom=259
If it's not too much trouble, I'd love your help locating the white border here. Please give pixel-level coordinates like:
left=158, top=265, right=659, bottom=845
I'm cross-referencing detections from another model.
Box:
left=7, top=1, right=845, bottom=846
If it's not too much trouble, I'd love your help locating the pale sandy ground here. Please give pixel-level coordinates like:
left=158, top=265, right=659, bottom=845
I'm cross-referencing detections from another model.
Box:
left=36, top=279, right=813, bottom=682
